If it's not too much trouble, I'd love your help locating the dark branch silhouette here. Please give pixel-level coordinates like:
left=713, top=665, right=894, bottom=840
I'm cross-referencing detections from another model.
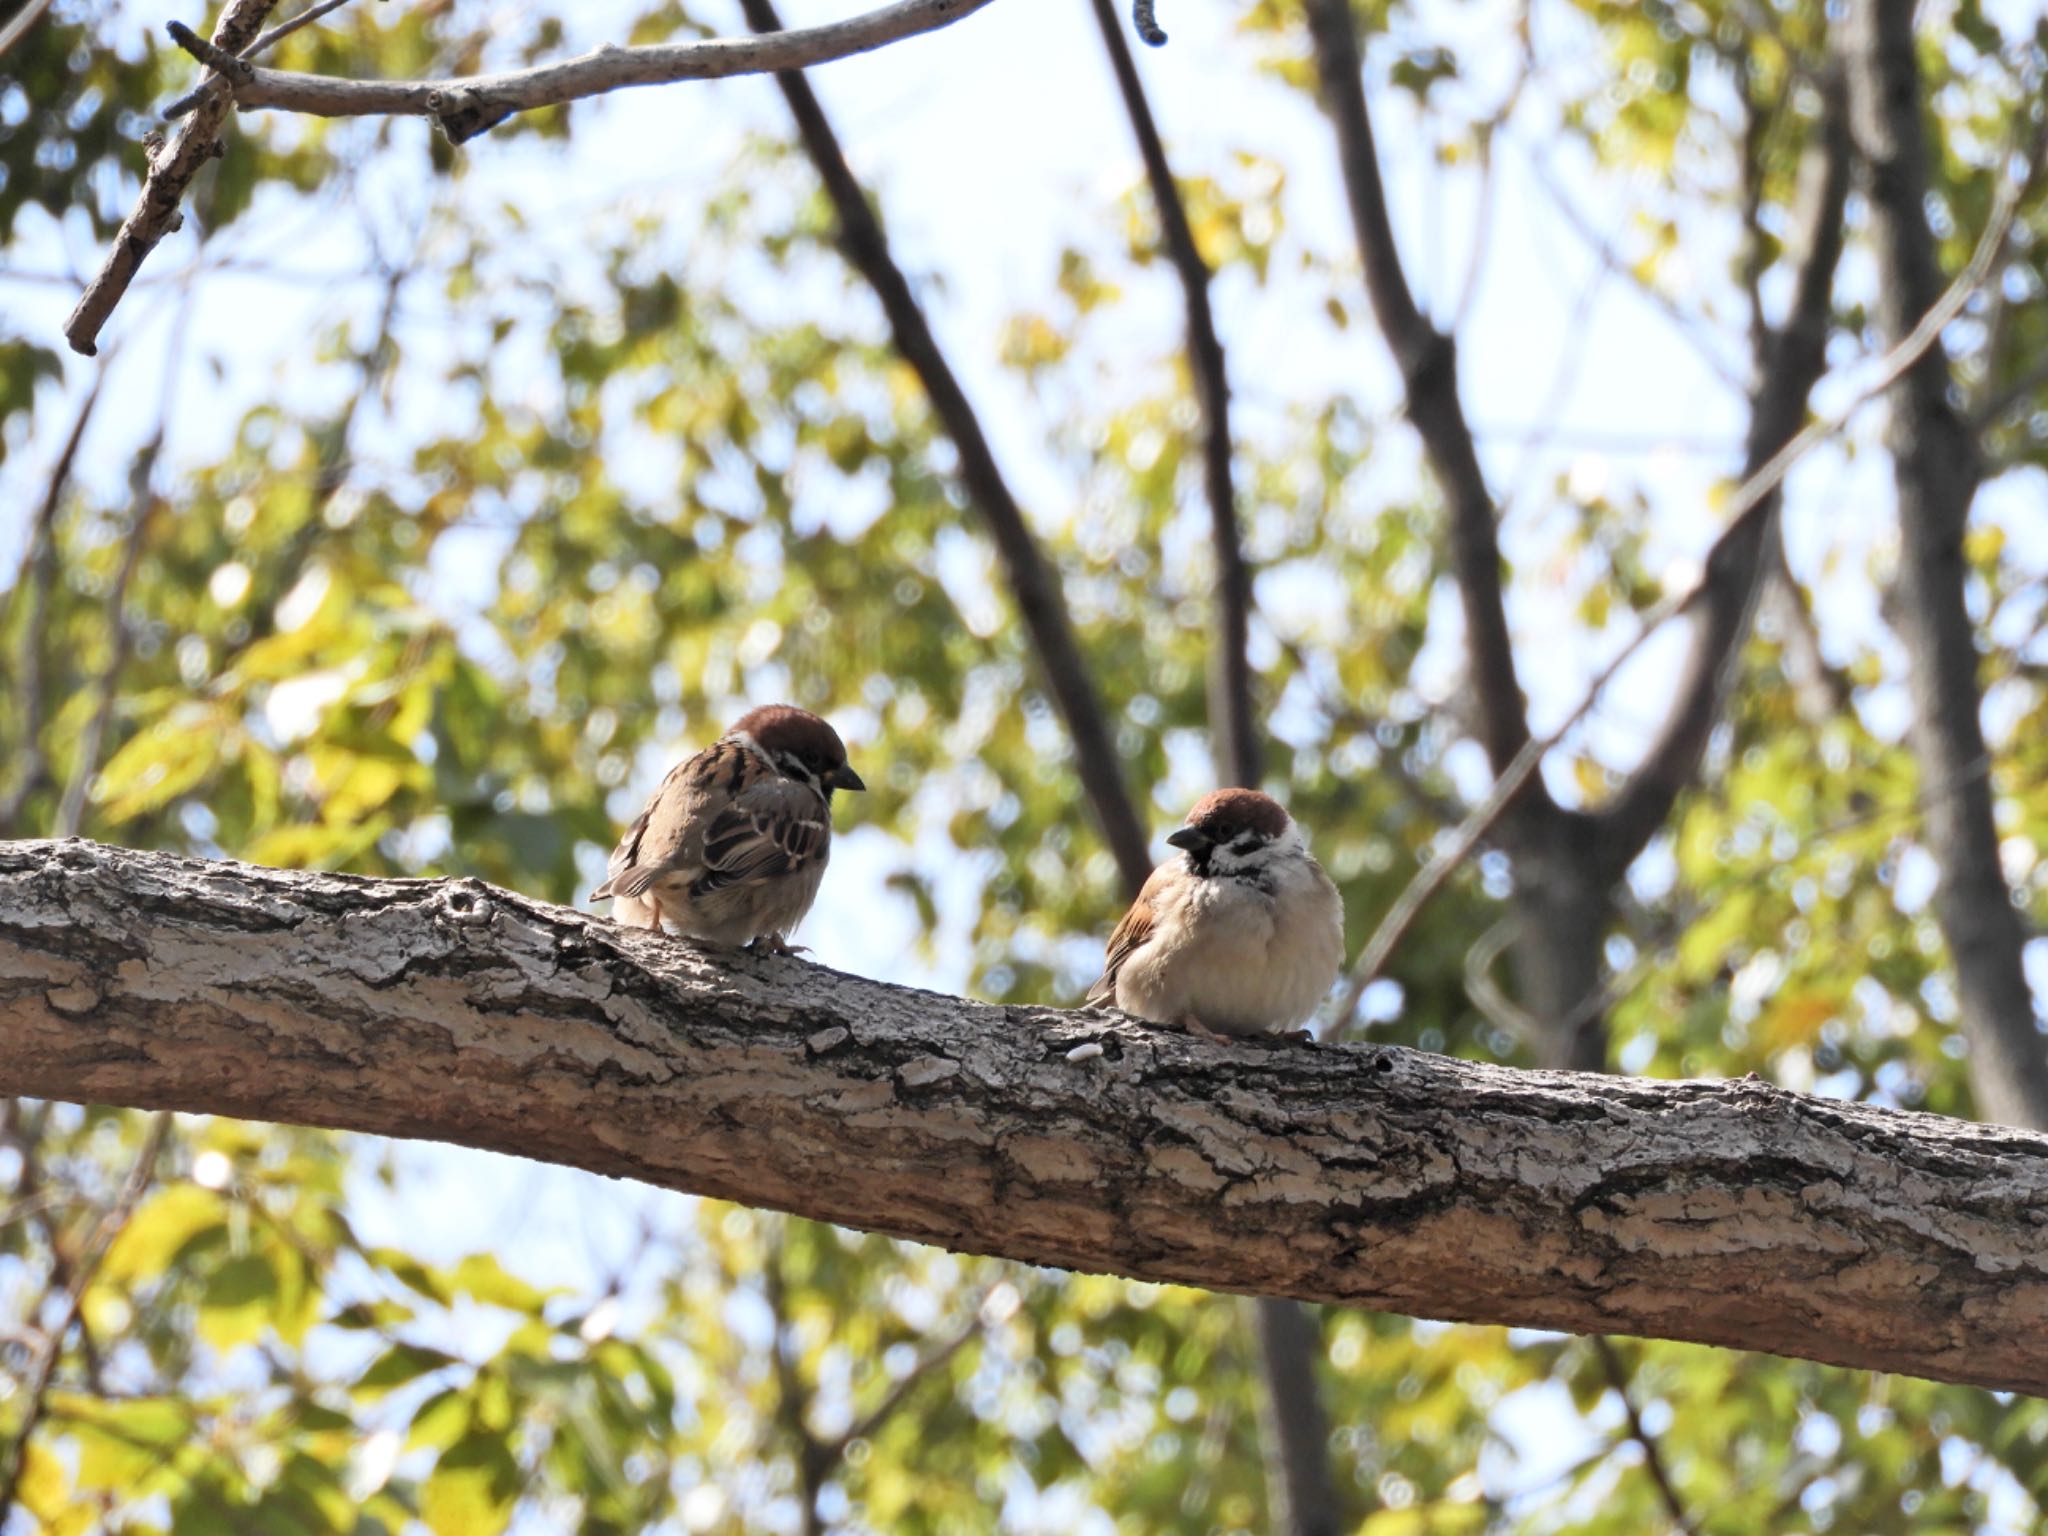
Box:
left=740, top=0, right=1155, bottom=894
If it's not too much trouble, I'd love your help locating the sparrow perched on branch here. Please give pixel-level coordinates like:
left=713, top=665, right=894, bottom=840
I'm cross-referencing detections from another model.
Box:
left=591, top=704, right=864, bottom=952
left=1087, top=788, right=1344, bottom=1040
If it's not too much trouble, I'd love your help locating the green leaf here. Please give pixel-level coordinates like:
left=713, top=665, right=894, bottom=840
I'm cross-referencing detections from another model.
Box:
left=421, top=1431, right=522, bottom=1536
left=355, top=1342, right=462, bottom=1398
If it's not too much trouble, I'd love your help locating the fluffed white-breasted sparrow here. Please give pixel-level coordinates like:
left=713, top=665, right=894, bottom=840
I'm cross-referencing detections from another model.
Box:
left=1086, top=788, right=1344, bottom=1039
left=591, top=704, right=864, bottom=951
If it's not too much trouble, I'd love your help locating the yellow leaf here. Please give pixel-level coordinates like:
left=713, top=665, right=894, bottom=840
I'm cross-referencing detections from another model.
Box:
left=101, top=1185, right=228, bottom=1287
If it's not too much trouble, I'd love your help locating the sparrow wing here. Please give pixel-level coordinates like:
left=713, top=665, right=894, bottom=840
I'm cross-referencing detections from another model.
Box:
left=689, top=775, right=831, bottom=899
left=589, top=743, right=736, bottom=902
left=1086, top=864, right=1171, bottom=1006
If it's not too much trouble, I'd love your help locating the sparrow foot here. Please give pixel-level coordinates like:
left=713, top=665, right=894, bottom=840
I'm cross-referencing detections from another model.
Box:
left=747, top=933, right=810, bottom=957
left=1173, top=1012, right=1233, bottom=1044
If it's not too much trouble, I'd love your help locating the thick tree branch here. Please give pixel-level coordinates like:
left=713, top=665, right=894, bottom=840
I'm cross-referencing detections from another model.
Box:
left=1087, top=0, right=1259, bottom=790
left=1302, top=0, right=1529, bottom=776
left=191, top=0, right=1000, bottom=142
left=6, top=840, right=2048, bottom=1396
left=741, top=0, right=1154, bottom=894
left=61, top=0, right=280, bottom=356
left=1596, top=80, right=1851, bottom=872
left=1840, top=0, right=2048, bottom=1129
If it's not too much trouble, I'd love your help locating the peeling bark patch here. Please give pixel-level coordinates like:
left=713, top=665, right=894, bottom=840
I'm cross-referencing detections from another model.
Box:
left=896, top=1055, right=960, bottom=1088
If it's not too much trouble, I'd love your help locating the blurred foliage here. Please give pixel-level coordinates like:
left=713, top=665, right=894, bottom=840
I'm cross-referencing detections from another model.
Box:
left=6, top=0, right=2048, bottom=1533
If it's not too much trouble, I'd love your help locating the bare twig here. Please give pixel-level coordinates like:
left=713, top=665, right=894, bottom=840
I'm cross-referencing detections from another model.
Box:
left=762, top=1234, right=826, bottom=1536
left=741, top=0, right=1154, bottom=894
left=161, top=0, right=366, bottom=119
left=1086, top=0, right=1258, bottom=789
left=818, top=1287, right=994, bottom=1460
left=0, top=368, right=110, bottom=835
left=1131, top=0, right=1165, bottom=46
left=1518, top=145, right=1750, bottom=393
left=0, top=1110, right=173, bottom=1530
left=1596, top=74, right=1851, bottom=870
left=61, top=0, right=281, bottom=356
left=195, top=0, right=1003, bottom=142
left=1323, top=151, right=2031, bottom=1036
left=0, top=0, right=57, bottom=58
left=1764, top=546, right=1853, bottom=726
left=53, top=436, right=162, bottom=840
left=1594, top=1339, right=1700, bottom=1536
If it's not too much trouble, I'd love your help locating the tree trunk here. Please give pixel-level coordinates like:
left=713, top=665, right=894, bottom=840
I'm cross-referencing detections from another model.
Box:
left=1839, top=0, right=2048, bottom=1129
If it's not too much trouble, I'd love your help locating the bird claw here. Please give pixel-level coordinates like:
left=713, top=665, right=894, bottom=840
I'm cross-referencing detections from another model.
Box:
left=747, top=934, right=809, bottom=957
left=1174, top=1012, right=1232, bottom=1044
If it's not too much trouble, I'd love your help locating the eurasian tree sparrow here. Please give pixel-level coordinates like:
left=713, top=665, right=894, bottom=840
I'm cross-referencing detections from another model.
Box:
left=591, top=704, right=865, bottom=951
left=1087, top=788, right=1344, bottom=1040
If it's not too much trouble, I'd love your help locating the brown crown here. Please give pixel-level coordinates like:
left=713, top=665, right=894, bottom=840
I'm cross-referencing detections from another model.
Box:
left=1183, top=787, right=1291, bottom=839
left=729, top=703, right=849, bottom=767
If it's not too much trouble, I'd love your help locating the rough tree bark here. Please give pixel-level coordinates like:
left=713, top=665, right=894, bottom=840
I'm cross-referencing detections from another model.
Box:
left=6, top=840, right=2048, bottom=1398
left=1839, top=0, right=2048, bottom=1130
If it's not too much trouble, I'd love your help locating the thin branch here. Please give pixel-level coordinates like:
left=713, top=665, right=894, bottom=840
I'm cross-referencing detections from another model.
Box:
left=161, top=0, right=365, bottom=119
left=0, top=367, right=111, bottom=835
left=0, top=1102, right=109, bottom=1392
left=763, top=1231, right=826, bottom=1536
left=60, top=0, right=281, bottom=356
left=818, top=1287, right=994, bottom=1460
left=1302, top=0, right=1531, bottom=777
left=0, top=0, right=57, bottom=58
left=0, top=1110, right=172, bottom=1530
left=1763, top=548, right=1852, bottom=726
left=1085, top=0, right=1258, bottom=789
left=1517, top=144, right=1750, bottom=396
left=1323, top=152, right=2031, bottom=1037
left=741, top=0, right=1153, bottom=894
left=1594, top=1339, right=1700, bottom=1536
left=1596, top=72, right=1851, bottom=871
left=54, top=436, right=162, bottom=840
left=197, top=0, right=1003, bottom=142
left=1965, top=109, right=2048, bottom=422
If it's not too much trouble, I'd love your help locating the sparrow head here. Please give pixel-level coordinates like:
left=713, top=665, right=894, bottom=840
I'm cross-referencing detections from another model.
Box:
left=1166, top=787, right=1297, bottom=876
left=730, top=704, right=866, bottom=797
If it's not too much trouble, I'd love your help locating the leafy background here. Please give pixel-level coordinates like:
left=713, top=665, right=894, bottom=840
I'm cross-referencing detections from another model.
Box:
left=5, top=0, right=2048, bottom=1531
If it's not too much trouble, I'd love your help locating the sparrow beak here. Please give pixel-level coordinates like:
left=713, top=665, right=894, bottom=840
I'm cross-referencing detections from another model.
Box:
left=1165, top=826, right=1210, bottom=852
left=829, top=763, right=867, bottom=793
